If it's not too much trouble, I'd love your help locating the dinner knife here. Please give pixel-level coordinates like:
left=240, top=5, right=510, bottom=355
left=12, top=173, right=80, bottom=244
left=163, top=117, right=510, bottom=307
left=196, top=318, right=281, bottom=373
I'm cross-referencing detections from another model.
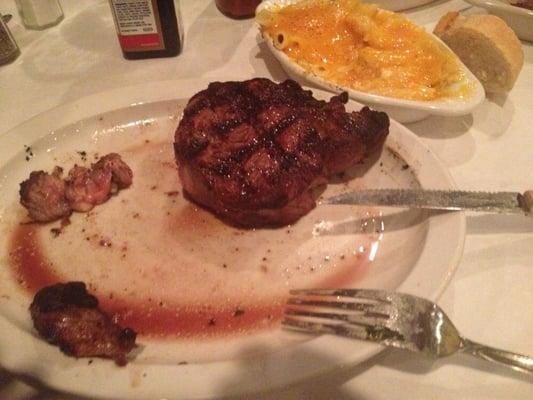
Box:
left=324, top=189, right=533, bottom=215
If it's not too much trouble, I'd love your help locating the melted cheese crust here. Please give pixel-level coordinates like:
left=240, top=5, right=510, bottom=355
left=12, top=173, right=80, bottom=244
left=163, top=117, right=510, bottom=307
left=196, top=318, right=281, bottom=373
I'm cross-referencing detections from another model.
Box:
left=258, top=0, right=469, bottom=101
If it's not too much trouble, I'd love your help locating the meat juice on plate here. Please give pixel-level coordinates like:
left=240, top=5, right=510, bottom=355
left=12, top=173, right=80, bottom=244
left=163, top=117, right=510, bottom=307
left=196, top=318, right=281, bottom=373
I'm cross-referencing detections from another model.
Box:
left=8, top=138, right=383, bottom=338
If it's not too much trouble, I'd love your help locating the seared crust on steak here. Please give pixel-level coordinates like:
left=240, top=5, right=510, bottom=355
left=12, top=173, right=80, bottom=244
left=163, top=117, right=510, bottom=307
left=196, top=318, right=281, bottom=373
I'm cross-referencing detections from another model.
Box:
left=174, top=78, right=389, bottom=227
left=30, top=282, right=137, bottom=366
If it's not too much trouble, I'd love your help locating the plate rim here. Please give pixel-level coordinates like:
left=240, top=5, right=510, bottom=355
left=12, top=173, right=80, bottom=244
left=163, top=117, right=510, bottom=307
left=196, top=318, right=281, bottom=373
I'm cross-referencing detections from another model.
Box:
left=371, top=0, right=439, bottom=11
left=0, top=80, right=466, bottom=400
left=465, top=0, right=533, bottom=17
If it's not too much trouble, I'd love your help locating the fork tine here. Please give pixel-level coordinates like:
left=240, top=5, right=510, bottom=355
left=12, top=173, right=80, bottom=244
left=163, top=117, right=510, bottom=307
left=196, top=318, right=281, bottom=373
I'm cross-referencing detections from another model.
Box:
left=283, top=316, right=404, bottom=345
left=287, top=297, right=377, bottom=312
left=285, top=307, right=390, bottom=327
left=282, top=316, right=369, bottom=338
left=289, top=288, right=393, bottom=303
left=283, top=314, right=407, bottom=346
left=288, top=295, right=393, bottom=315
left=282, top=317, right=340, bottom=335
left=285, top=308, right=353, bottom=322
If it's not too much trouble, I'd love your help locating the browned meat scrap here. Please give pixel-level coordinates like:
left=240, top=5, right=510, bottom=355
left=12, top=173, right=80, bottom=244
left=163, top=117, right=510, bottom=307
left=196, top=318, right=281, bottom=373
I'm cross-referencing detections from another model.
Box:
left=19, top=153, right=133, bottom=222
left=30, top=282, right=137, bottom=366
left=174, top=78, right=389, bottom=227
left=19, top=167, right=71, bottom=222
left=92, top=152, right=133, bottom=191
left=65, top=165, right=114, bottom=212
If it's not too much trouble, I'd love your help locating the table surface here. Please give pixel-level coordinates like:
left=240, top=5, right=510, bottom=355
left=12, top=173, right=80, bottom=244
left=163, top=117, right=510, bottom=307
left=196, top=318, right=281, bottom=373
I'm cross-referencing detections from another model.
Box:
left=1, top=0, right=532, bottom=399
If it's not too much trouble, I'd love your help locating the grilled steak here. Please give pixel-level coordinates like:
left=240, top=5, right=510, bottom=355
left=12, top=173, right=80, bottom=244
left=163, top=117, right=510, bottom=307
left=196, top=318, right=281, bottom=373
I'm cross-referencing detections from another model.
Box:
left=174, top=78, right=389, bottom=227
left=30, top=282, right=137, bottom=366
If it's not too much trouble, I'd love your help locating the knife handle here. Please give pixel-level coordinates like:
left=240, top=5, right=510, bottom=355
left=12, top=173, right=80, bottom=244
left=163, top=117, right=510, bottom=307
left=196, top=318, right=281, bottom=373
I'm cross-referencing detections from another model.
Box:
left=521, top=191, right=533, bottom=214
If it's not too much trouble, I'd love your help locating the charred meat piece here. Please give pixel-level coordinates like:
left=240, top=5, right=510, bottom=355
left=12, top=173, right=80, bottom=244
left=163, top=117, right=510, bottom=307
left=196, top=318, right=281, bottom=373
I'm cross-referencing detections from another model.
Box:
left=92, top=153, right=133, bottom=192
left=174, top=78, right=389, bottom=227
left=19, top=167, right=71, bottom=222
left=30, top=282, right=137, bottom=366
left=65, top=165, right=113, bottom=212
left=66, top=153, right=133, bottom=211
left=19, top=153, right=133, bottom=222
left=92, top=153, right=133, bottom=193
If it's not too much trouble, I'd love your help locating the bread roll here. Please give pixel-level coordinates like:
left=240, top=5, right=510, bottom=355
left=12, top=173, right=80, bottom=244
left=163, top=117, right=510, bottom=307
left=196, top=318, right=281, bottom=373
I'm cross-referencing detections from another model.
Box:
left=434, top=12, right=524, bottom=93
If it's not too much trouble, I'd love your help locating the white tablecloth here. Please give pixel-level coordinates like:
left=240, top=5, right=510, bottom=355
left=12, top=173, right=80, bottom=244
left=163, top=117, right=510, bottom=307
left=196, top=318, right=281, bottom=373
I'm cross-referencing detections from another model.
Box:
left=1, top=0, right=532, bottom=398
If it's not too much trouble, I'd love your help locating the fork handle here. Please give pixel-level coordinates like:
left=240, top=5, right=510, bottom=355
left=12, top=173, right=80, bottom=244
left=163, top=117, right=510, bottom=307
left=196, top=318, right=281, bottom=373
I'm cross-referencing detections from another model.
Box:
left=461, top=338, right=533, bottom=374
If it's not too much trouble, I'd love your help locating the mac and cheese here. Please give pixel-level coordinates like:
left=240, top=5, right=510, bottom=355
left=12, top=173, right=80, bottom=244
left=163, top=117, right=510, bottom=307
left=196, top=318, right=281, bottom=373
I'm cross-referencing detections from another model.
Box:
left=257, top=0, right=469, bottom=101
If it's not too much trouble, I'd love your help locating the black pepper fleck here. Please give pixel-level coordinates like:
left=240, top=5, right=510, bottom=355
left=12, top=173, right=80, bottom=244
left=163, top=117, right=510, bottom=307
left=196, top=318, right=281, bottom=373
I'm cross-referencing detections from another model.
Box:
left=24, top=145, right=34, bottom=159
left=50, top=228, right=61, bottom=237
left=99, top=239, right=112, bottom=247
left=77, top=151, right=87, bottom=161
left=232, top=308, right=245, bottom=317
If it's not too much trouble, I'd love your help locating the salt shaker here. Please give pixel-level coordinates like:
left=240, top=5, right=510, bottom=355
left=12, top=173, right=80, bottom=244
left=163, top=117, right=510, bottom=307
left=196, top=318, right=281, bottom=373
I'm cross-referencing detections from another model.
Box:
left=15, top=0, right=64, bottom=30
left=0, top=14, right=20, bottom=65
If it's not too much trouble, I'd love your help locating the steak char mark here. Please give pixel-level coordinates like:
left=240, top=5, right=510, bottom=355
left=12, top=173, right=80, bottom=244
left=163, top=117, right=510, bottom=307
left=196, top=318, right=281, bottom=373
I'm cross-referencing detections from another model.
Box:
left=174, top=78, right=389, bottom=227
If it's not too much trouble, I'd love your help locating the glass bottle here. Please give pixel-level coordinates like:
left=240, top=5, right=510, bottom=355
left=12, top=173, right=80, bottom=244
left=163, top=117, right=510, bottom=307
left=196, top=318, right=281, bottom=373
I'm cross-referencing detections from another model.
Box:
left=109, top=0, right=183, bottom=60
left=0, top=14, right=20, bottom=65
left=215, top=0, right=262, bottom=19
left=15, top=0, right=64, bottom=30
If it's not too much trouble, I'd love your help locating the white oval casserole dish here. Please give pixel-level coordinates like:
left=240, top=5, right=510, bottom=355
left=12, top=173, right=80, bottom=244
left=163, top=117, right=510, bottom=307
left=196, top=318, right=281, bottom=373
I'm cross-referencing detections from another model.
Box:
left=257, top=0, right=485, bottom=123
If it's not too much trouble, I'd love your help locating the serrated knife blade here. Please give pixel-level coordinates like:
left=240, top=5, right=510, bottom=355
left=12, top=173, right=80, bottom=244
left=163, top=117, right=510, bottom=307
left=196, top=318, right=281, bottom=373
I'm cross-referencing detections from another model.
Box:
left=325, top=189, right=533, bottom=215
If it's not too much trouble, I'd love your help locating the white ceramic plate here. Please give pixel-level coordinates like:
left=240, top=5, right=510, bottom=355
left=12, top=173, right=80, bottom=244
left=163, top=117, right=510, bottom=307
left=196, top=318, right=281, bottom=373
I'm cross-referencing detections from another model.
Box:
left=257, top=0, right=485, bottom=123
left=371, top=0, right=438, bottom=11
left=465, top=0, right=533, bottom=41
left=0, top=80, right=465, bottom=400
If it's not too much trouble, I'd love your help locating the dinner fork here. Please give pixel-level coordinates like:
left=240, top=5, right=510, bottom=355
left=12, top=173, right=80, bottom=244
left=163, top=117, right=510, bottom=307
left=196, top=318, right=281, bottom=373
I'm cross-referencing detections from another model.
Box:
left=283, top=288, right=533, bottom=374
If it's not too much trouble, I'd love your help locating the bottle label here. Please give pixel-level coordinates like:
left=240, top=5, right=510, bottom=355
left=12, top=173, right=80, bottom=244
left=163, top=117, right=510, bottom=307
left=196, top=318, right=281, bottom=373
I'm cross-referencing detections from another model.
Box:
left=110, top=0, right=165, bottom=51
